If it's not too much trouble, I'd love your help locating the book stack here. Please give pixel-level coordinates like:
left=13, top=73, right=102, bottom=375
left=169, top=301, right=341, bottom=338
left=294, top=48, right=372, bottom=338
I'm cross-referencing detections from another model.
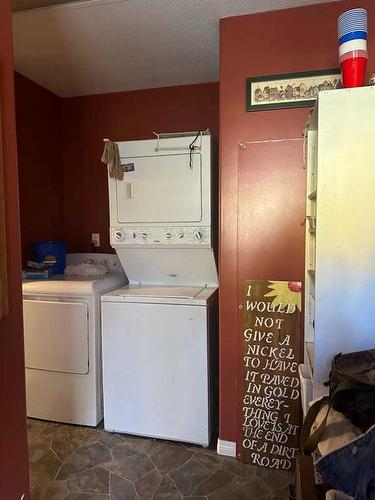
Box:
left=22, top=261, right=52, bottom=280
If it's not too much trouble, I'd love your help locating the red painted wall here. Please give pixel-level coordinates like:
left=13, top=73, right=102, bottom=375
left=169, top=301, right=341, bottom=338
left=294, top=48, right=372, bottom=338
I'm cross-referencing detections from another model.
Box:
left=15, top=73, right=64, bottom=263
left=219, top=0, right=375, bottom=446
left=0, top=1, right=30, bottom=497
left=61, top=83, right=219, bottom=253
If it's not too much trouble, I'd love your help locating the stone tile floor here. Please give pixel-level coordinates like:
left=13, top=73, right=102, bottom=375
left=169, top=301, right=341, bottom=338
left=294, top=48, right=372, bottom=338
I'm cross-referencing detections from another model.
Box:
left=28, top=419, right=292, bottom=500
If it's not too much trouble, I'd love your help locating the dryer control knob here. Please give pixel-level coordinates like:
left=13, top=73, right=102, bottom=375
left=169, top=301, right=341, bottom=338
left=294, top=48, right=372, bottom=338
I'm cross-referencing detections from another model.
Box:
left=141, top=232, right=148, bottom=239
left=194, top=230, right=204, bottom=241
left=178, top=232, right=184, bottom=239
left=131, top=232, right=137, bottom=239
left=114, top=230, right=125, bottom=242
left=165, top=232, right=172, bottom=239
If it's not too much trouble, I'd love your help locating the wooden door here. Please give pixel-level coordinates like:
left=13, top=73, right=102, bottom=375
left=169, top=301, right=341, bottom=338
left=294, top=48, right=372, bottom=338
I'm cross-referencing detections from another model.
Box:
left=236, top=139, right=306, bottom=467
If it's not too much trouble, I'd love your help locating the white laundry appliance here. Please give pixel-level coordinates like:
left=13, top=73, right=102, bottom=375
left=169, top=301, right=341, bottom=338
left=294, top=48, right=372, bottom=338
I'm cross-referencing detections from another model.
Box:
left=23, top=253, right=127, bottom=426
left=101, top=131, right=218, bottom=446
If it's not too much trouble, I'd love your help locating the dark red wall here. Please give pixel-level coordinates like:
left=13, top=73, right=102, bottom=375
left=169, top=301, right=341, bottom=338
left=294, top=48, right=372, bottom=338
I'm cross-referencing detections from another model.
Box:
left=219, top=0, right=375, bottom=446
left=0, top=1, right=30, bottom=497
left=14, top=80, right=218, bottom=256
left=15, top=73, right=64, bottom=263
left=61, top=83, right=219, bottom=253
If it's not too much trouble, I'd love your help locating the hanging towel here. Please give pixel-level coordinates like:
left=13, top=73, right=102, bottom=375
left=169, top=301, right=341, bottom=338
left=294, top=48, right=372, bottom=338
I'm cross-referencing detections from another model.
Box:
left=101, top=140, right=123, bottom=181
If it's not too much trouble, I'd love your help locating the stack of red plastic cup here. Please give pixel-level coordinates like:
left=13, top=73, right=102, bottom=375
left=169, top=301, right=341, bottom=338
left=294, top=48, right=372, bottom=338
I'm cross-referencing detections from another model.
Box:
left=338, top=8, right=368, bottom=87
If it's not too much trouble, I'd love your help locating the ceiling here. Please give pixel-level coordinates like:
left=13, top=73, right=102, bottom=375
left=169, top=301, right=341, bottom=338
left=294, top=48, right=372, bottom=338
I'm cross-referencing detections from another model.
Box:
left=13, top=0, right=340, bottom=98
left=12, top=0, right=77, bottom=11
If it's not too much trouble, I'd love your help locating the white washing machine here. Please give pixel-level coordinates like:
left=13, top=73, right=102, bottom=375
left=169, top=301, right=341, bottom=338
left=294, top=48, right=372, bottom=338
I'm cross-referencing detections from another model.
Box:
left=23, top=253, right=127, bottom=426
left=101, top=132, right=219, bottom=446
left=102, top=284, right=218, bottom=446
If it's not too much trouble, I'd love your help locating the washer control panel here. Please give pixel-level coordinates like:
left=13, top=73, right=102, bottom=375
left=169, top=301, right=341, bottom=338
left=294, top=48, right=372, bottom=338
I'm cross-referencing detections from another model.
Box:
left=111, top=226, right=211, bottom=246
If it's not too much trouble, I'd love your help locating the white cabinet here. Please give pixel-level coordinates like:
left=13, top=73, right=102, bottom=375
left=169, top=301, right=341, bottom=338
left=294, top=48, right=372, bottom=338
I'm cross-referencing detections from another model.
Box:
left=304, top=86, right=375, bottom=399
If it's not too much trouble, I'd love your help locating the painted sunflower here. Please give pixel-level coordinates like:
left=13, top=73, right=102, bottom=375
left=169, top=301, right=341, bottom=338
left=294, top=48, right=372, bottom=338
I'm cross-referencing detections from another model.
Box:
left=264, top=281, right=302, bottom=312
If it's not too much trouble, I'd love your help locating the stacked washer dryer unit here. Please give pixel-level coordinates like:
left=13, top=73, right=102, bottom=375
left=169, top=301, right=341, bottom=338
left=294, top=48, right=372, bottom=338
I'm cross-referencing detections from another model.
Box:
left=23, top=253, right=127, bottom=426
left=101, top=131, right=218, bottom=447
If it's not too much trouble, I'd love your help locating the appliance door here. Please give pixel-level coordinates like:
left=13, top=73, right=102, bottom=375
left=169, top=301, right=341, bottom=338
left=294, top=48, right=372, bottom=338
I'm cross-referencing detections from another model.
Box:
left=116, top=153, right=202, bottom=223
left=24, top=299, right=89, bottom=374
left=102, top=301, right=209, bottom=445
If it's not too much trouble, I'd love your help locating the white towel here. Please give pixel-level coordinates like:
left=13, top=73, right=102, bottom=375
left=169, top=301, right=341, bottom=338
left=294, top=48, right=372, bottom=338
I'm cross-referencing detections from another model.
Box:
left=64, top=263, right=108, bottom=276
left=326, top=490, right=353, bottom=500
left=311, top=403, right=361, bottom=457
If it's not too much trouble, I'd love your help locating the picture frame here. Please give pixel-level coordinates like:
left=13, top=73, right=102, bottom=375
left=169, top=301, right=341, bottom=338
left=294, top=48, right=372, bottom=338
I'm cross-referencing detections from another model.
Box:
left=246, top=69, right=342, bottom=112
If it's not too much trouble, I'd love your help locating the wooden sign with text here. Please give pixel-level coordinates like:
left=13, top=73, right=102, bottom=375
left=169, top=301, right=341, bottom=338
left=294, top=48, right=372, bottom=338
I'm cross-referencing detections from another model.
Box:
left=241, top=280, right=302, bottom=470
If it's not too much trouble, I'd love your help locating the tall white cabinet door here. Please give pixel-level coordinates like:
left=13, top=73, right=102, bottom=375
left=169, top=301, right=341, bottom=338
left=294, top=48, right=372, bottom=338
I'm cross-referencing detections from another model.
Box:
left=101, top=301, right=209, bottom=445
left=313, top=87, right=375, bottom=398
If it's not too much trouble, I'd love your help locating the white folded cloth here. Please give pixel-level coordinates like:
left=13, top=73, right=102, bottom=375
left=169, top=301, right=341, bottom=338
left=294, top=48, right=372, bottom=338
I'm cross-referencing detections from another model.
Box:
left=311, top=402, right=361, bottom=457
left=64, top=262, right=108, bottom=276
left=326, top=490, right=353, bottom=500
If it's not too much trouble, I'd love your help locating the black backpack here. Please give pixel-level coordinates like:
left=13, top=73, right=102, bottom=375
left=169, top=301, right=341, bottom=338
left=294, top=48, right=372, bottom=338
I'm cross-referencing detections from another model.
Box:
left=301, top=349, right=375, bottom=455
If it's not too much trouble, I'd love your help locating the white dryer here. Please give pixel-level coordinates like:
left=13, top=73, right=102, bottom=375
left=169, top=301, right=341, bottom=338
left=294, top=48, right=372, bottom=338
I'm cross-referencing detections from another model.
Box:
left=23, top=253, right=126, bottom=426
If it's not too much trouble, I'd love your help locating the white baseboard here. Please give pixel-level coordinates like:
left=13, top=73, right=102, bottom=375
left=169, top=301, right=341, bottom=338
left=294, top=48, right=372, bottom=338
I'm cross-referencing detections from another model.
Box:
left=217, top=438, right=236, bottom=457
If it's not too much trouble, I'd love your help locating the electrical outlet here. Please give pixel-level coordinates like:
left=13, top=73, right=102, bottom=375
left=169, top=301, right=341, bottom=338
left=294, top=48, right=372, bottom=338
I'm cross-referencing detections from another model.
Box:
left=91, top=233, right=100, bottom=247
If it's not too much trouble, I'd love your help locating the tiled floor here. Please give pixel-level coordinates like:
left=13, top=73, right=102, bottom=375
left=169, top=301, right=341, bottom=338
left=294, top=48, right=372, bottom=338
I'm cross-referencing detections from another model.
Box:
left=27, top=419, right=292, bottom=500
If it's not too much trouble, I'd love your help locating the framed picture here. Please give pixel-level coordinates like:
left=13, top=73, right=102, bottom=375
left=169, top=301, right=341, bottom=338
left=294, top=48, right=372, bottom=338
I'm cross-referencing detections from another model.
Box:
left=246, top=69, right=342, bottom=112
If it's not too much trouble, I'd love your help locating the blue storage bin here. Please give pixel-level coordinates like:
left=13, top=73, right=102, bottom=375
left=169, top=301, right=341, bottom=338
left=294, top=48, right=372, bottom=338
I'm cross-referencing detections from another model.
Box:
left=32, top=241, right=67, bottom=275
